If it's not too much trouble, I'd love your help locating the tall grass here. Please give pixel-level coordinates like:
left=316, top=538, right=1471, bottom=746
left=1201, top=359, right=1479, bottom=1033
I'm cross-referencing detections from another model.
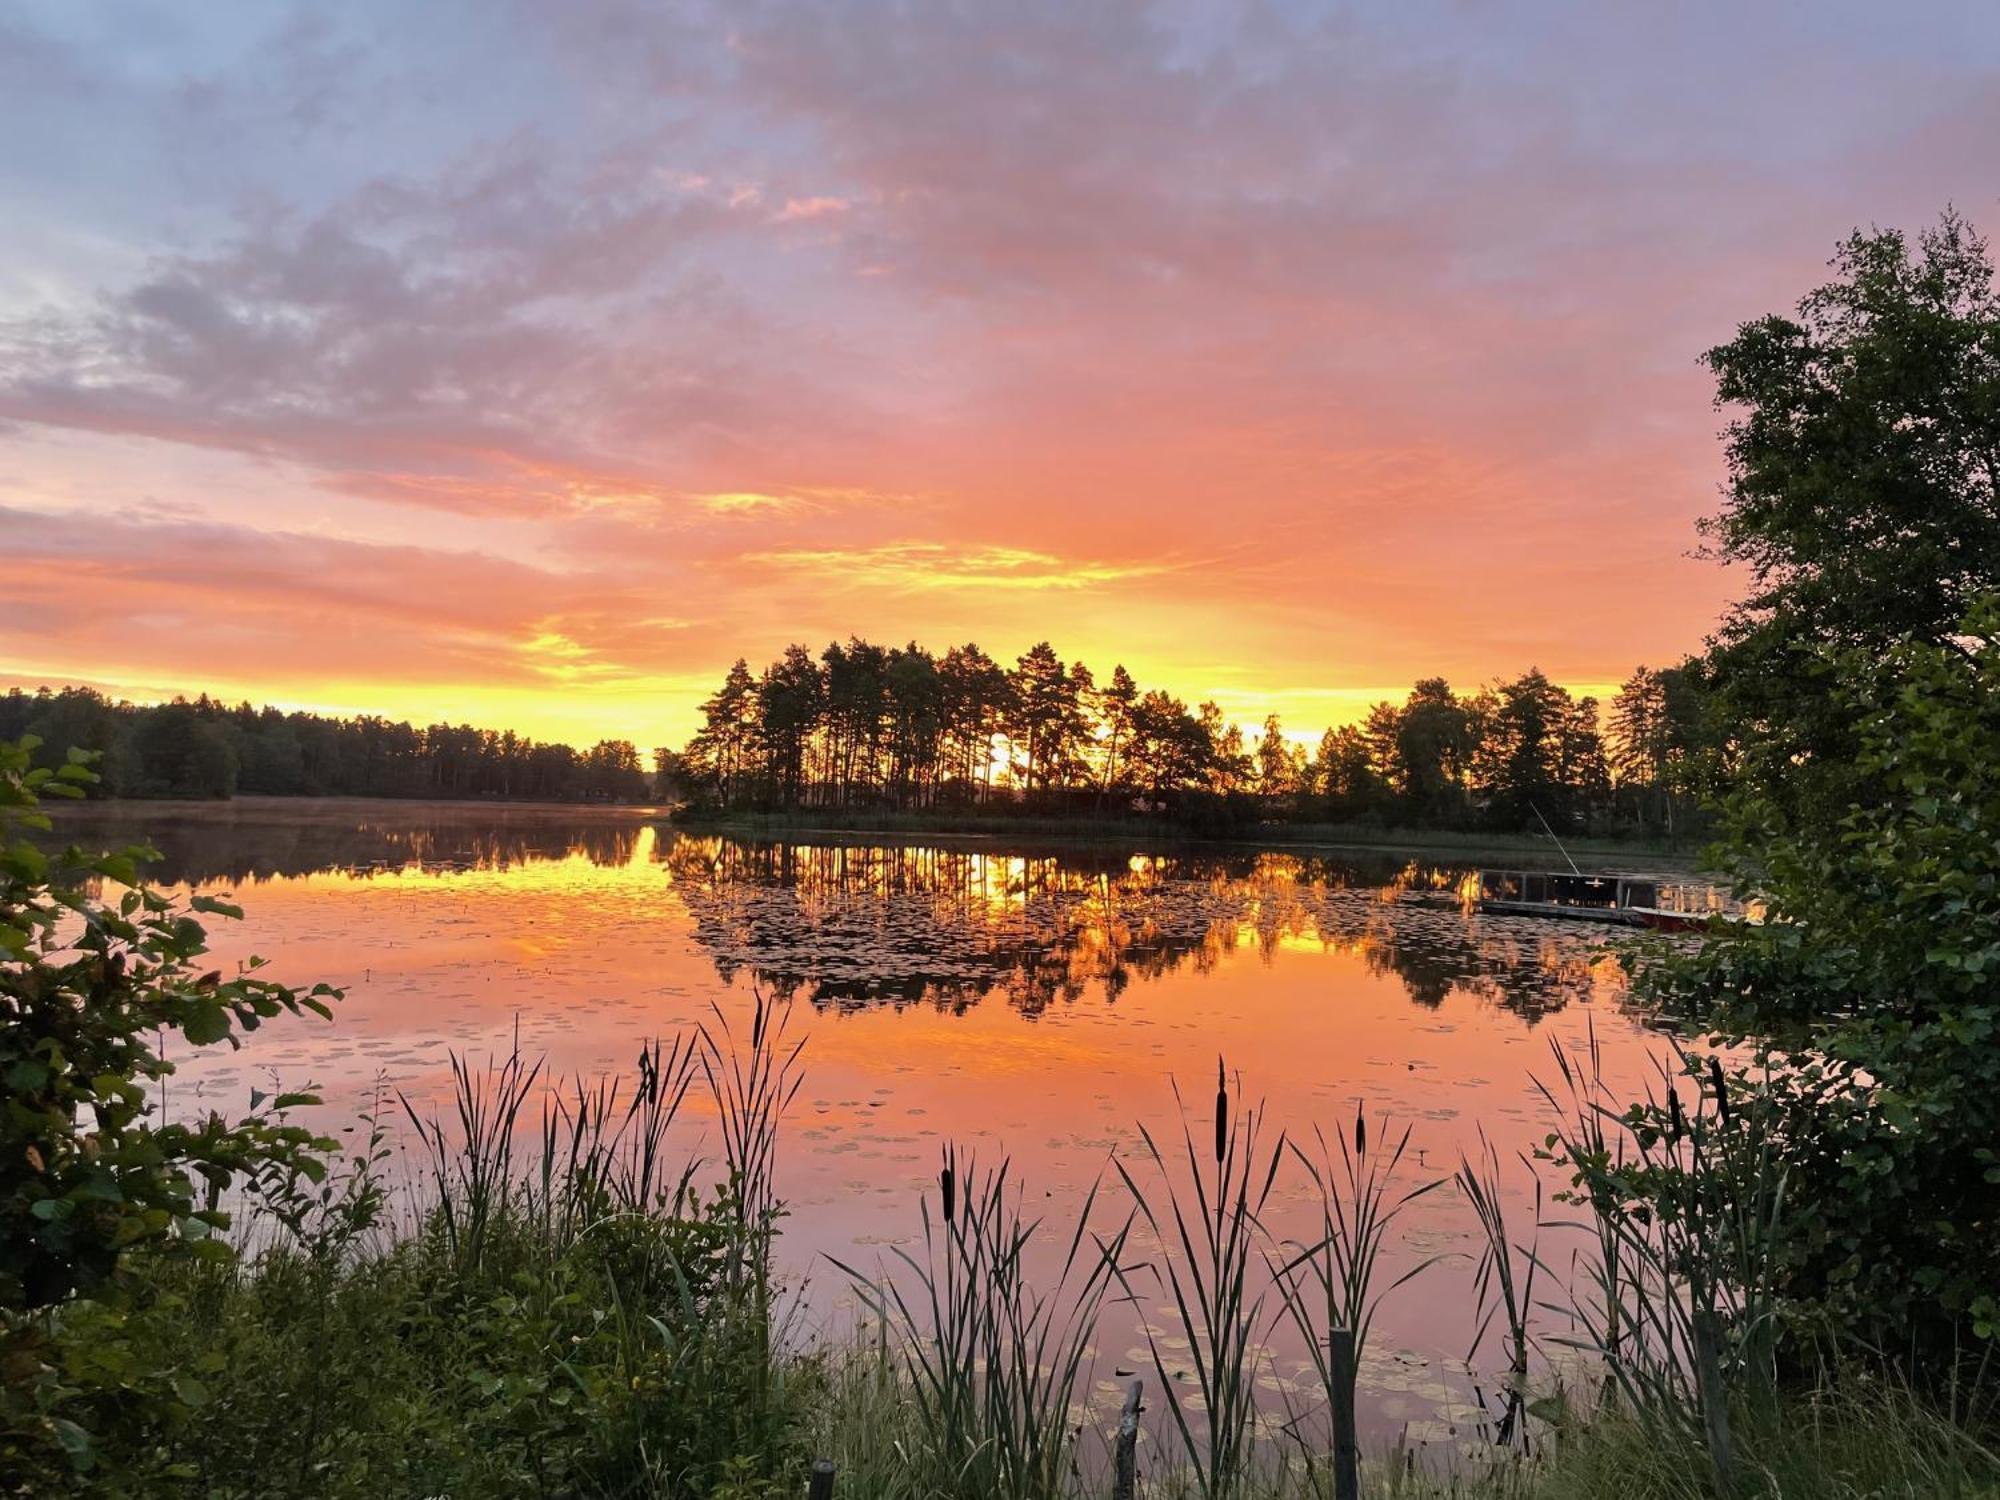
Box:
left=1506, top=1373, right=2000, bottom=1500
left=1113, top=1060, right=1286, bottom=1500
left=42, top=1012, right=2000, bottom=1499
left=833, top=1147, right=1129, bottom=1500
left=543, top=1034, right=701, bottom=1220
left=699, top=990, right=805, bottom=1391
left=376, top=993, right=806, bottom=1496
left=1456, top=1133, right=1543, bottom=1451
left=400, top=1045, right=544, bottom=1268
left=394, top=1031, right=710, bottom=1280
left=1533, top=1029, right=1790, bottom=1471
left=1272, top=1108, right=1444, bottom=1473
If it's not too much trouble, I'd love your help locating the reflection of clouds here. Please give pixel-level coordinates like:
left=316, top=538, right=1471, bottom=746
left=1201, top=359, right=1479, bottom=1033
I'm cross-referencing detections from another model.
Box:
left=664, top=839, right=1626, bottom=1022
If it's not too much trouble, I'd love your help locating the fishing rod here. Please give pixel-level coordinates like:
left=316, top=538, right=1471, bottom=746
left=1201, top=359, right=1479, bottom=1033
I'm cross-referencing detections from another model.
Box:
left=1531, top=801, right=1582, bottom=875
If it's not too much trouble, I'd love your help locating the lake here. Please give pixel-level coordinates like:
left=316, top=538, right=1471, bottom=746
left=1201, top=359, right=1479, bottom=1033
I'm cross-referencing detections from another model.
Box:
left=50, top=798, right=1684, bottom=1453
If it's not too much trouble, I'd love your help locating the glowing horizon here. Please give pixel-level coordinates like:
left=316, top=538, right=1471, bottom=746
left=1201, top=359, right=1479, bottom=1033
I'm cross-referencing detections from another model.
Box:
left=3, top=3, right=1996, bottom=752
left=0, top=657, right=1631, bottom=752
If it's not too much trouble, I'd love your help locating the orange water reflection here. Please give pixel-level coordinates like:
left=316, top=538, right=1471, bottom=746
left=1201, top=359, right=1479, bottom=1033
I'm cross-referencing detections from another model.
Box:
left=55, top=806, right=1678, bottom=1452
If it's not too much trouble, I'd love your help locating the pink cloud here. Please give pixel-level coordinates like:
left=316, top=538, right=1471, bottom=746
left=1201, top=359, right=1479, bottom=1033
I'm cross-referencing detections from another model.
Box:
left=2, top=2, right=1994, bottom=742
left=776, top=195, right=850, bottom=222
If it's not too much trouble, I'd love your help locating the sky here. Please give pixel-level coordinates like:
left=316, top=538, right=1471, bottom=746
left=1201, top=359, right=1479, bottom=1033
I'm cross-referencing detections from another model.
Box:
left=2, top=1, right=1997, bottom=751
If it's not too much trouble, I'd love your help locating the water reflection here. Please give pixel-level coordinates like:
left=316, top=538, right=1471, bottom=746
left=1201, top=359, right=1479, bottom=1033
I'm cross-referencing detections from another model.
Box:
left=46, top=805, right=1627, bottom=1025
left=663, top=837, right=1620, bottom=1022
left=48, top=800, right=652, bottom=885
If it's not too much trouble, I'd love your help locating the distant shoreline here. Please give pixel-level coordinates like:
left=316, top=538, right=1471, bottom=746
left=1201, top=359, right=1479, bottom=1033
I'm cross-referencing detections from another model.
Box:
left=42, top=793, right=668, bottom=824
left=40, top=794, right=1704, bottom=867
left=673, top=808, right=1703, bottom=866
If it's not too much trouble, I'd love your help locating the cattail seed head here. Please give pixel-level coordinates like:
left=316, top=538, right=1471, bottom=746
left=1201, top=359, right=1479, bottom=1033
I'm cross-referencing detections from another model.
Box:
left=1214, top=1057, right=1228, bottom=1167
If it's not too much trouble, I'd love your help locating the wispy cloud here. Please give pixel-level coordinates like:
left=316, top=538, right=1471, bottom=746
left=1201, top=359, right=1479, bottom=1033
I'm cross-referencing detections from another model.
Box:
left=776, top=194, right=850, bottom=222
left=743, top=542, right=1169, bottom=592
left=0, top=1, right=1993, bottom=743
left=692, top=490, right=815, bottom=517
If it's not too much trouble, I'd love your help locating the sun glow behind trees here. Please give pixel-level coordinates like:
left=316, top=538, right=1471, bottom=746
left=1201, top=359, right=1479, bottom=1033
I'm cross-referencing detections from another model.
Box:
left=674, top=637, right=1706, bottom=835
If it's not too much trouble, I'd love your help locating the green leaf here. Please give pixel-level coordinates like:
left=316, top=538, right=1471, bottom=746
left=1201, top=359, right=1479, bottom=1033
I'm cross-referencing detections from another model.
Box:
left=182, top=999, right=231, bottom=1047
left=51, top=1417, right=96, bottom=1469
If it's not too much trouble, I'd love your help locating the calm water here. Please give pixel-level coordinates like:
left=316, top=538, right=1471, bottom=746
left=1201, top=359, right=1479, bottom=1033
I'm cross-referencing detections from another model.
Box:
left=53, top=800, right=1682, bottom=1452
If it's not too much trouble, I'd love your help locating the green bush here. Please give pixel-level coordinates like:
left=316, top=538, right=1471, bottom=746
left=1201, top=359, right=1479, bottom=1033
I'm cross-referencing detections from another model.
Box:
left=1, top=736, right=342, bottom=1482
left=37, top=1186, right=801, bottom=1498
left=1631, top=599, right=2000, bottom=1363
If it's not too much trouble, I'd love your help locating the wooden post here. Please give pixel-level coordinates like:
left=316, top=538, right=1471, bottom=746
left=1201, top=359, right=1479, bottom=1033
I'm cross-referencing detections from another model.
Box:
left=1691, top=1311, right=1734, bottom=1493
left=1331, top=1327, right=1359, bottom=1500
left=1112, top=1379, right=1143, bottom=1500
left=808, top=1457, right=835, bottom=1500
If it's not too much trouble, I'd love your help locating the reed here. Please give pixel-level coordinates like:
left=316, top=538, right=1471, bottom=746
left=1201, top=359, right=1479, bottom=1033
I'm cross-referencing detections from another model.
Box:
left=396, top=1029, right=707, bottom=1275
left=699, top=989, right=806, bottom=1371
left=538, top=1033, right=701, bottom=1222
left=833, top=1146, right=1129, bottom=1500
left=1456, top=1133, right=1543, bottom=1451
left=1113, top=1059, right=1286, bottom=1500
left=399, top=1045, right=545, bottom=1270
left=1534, top=1031, right=1789, bottom=1438
left=1272, top=1106, right=1445, bottom=1475
left=37, top=1021, right=2000, bottom=1499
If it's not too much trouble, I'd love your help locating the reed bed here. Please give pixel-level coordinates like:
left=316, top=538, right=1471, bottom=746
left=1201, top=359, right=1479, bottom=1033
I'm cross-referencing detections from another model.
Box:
left=1527, top=1024, right=1794, bottom=1495
left=831, top=1147, right=1129, bottom=1500
left=1270, top=1107, right=1444, bottom=1489
left=1112, top=1062, right=1287, bottom=1500
left=51, top=1005, right=2000, bottom=1500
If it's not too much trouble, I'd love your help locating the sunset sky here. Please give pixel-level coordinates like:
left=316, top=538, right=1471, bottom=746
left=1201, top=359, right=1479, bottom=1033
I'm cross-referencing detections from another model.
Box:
left=3, top=2, right=1997, bottom=750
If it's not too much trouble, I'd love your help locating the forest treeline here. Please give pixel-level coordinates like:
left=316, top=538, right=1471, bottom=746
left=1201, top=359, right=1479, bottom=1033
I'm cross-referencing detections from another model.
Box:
left=0, top=687, right=652, bottom=803
left=668, top=640, right=1712, bottom=838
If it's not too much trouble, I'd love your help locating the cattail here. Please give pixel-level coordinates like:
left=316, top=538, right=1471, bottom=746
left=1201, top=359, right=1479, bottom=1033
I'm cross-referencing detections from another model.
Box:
left=1215, top=1057, right=1229, bottom=1167
left=940, top=1148, right=956, bottom=1225
left=1709, top=1057, right=1731, bottom=1128
left=1354, top=1104, right=1368, bottom=1159
left=1667, top=1086, right=1685, bottom=1142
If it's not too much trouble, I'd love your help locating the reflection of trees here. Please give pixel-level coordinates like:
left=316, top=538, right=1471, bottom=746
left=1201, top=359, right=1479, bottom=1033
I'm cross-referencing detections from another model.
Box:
left=48, top=807, right=1622, bottom=1022
left=666, top=839, right=1617, bottom=1022
left=45, top=808, right=646, bottom=887
left=665, top=839, right=1227, bottom=1016
left=1345, top=912, right=1616, bottom=1016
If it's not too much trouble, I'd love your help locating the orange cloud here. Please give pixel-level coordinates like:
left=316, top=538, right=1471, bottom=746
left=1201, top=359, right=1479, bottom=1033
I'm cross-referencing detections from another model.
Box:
left=3, top=2, right=1987, bottom=752
left=741, top=542, right=1170, bottom=593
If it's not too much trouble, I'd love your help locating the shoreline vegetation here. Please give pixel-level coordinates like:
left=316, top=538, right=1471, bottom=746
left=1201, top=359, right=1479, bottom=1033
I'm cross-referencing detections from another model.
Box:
left=40, top=793, right=670, bottom=825
left=668, top=650, right=1706, bottom=850
left=43, top=792, right=1698, bottom=867
left=668, top=806, right=1697, bottom=863
left=6, top=738, right=1997, bottom=1497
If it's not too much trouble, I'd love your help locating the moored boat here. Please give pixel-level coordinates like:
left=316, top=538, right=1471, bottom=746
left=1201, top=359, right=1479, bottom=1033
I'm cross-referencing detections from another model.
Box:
left=1475, top=868, right=1748, bottom=928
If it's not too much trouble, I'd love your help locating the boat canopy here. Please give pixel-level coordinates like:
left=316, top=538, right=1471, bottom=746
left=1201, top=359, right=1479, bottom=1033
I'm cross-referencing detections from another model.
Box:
left=1477, top=869, right=1660, bottom=911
